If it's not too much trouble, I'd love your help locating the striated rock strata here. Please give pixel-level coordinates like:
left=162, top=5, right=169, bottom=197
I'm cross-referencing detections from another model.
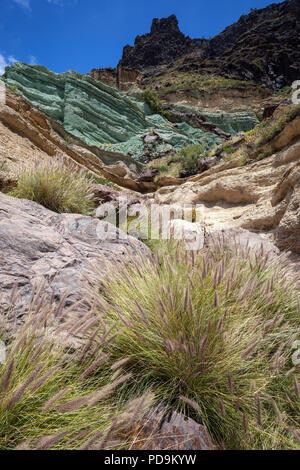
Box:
left=2, top=63, right=221, bottom=161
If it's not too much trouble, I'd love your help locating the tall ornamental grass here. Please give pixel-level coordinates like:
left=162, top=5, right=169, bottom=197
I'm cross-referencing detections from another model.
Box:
left=9, top=155, right=96, bottom=214
left=89, top=239, right=300, bottom=450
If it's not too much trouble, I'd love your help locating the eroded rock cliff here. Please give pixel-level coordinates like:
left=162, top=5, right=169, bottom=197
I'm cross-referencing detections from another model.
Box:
left=2, top=63, right=222, bottom=161
left=120, top=1, right=300, bottom=88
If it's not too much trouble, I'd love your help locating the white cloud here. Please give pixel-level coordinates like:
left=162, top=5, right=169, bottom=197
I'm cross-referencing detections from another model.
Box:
left=0, top=54, right=18, bottom=75
left=47, top=0, right=78, bottom=6
left=29, top=55, right=37, bottom=65
left=13, top=0, right=31, bottom=10
left=13, top=0, right=78, bottom=11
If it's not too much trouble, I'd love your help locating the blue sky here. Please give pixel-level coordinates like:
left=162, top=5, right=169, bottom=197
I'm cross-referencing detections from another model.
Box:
left=0, top=0, right=285, bottom=75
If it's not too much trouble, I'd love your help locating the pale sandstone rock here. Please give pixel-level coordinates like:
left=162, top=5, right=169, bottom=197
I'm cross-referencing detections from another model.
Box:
left=167, top=219, right=205, bottom=250
left=145, top=120, right=300, bottom=254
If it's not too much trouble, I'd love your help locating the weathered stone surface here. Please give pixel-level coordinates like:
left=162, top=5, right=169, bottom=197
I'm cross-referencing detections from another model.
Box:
left=0, top=173, right=16, bottom=192
left=145, top=118, right=300, bottom=253
left=206, top=229, right=280, bottom=256
left=92, top=184, right=142, bottom=216
left=88, top=66, right=143, bottom=92
left=0, top=192, right=151, bottom=323
left=168, top=220, right=205, bottom=250
left=137, top=167, right=159, bottom=183
left=139, top=410, right=215, bottom=450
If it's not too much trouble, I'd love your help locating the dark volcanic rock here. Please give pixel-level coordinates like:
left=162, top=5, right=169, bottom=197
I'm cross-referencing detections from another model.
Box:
left=137, top=167, right=159, bottom=183
left=119, top=1, right=300, bottom=88
left=120, top=14, right=201, bottom=70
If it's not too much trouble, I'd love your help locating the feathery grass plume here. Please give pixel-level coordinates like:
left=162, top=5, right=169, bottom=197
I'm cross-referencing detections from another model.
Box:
left=35, top=432, right=68, bottom=451
left=1, top=359, right=14, bottom=393
left=234, top=398, right=241, bottom=412
left=94, top=420, right=119, bottom=450
left=271, top=399, right=284, bottom=424
left=242, top=340, right=260, bottom=359
left=54, top=289, right=69, bottom=318
left=293, top=376, right=300, bottom=399
left=42, top=387, right=72, bottom=411
left=180, top=396, right=201, bottom=414
left=256, top=396, right=262, bottom=426
left=227, top=372, right=234, bottom=395
left=88, top=238, right=300, bottom=450
left=30, top=366, right=60, bottom=393
left=242, top=412, right=248, bottom=433
left=111, top=357, right=131, bottom=371
left=219, top=399, right=226, bottom=418
left=7, top=365, right=44, bottom=409
left=14, top=440, right=32, bottom=450
left=80, top=429, right=106, bottom=450
left=214, top=290, right=220, bottom=308
left=87, top=374, right=132, bottom=408
left=79, top=355, right=110, bottom=382
left=0, top=299, right=155, bottom=450
left=9, top=154, right=96, bottom=215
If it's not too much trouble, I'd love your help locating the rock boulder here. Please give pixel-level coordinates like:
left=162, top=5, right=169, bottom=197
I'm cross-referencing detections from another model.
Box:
left=0, top=192, right=151, bottom=325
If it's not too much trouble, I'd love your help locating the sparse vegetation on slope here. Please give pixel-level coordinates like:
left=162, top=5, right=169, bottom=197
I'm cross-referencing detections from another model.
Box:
left=144, top=89, right=171, bottom=120
left=9, top=155, right=96, bottom=214
left=210, top=103, right=300, bottom=167
left=148, top=72, right=260, bottom=98
left=179, top=144, right=208, bottom=174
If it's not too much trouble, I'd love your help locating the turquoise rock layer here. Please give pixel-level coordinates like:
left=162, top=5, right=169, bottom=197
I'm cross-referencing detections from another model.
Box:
left=172, top=104, right=260, bottom=136
left=3, top=63, right=222, bottom=160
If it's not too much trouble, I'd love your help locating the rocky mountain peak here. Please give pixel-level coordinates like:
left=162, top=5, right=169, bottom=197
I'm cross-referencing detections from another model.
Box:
left=150, top=14, right=180, bottom=34
left=120, top=14, right=198, bottom=69
left=119, top=0, right=300, bottom=87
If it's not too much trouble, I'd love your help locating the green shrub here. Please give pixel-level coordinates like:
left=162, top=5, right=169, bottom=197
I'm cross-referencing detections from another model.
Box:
left=0, top=160, right=7, bottom=172
left=276, top=85, right=292, bottom=97
left=252, top=58, right=264, bottom=73
left=9, top=155, right=96, bottom=214
left=86, top=173, right=117, bottom=189
left=144, top=89, right=171, bottom=120
left=223, top=146, right=235, bottom=155
left=91, top=242, right=300, bottom=450
left=179, top=144, right=208, bottom=173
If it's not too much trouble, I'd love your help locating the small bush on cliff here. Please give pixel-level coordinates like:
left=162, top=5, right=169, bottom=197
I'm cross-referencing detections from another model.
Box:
left=10, top=155, right=96, bottom=214
left=144, top=89, right=171, bottom=120
left=89, top=241, right=300, bottom=450
left=0, top=160, right=7, bottom=172
left=179, top=144, right=208, bottom=174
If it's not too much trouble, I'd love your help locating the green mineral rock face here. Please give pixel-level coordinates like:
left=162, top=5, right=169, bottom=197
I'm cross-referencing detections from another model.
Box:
left=199, top=110, right=259, bottom=135
left=3, top=63, right=222, bottom=161
left=172, top=104, right=260, bottom=136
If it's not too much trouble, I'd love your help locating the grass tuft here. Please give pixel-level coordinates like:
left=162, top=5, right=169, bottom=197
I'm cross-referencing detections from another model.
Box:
left=88, top=240, right=300, bottom=450
left=9, top=154, right=96, bottom=214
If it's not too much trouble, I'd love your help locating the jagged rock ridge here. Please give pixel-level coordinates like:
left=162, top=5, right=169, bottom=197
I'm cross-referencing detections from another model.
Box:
left=120, top=0, right=300, bottom=88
